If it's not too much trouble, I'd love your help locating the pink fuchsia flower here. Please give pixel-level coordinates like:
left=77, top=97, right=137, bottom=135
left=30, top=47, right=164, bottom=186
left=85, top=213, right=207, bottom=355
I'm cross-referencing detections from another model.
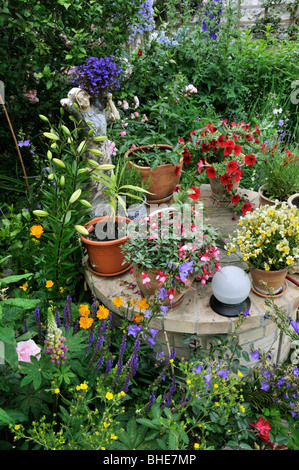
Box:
left=142, top=271, right=151, bottom=288
left=156, top=271, right=167, bottom=284
left=16, top=339, right=41, bottom=363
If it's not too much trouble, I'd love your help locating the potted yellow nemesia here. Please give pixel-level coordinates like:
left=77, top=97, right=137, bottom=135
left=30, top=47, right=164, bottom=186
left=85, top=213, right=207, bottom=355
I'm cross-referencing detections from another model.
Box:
left=225, top=202, right=299, bottom=296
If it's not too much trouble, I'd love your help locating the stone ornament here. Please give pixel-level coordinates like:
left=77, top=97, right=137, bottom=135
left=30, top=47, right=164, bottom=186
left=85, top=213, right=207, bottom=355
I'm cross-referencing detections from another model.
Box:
left=61, top=87, right=120, bottom=217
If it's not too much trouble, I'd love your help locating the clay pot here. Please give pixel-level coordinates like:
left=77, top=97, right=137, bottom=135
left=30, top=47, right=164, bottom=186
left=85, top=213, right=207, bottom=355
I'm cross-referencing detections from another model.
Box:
left=250, top=267, right=288, bottom=296
left=80, top=216, right=131, bottom=276
left=124, top=144, right=183, bottom=204
left=287, top=193, right=299, bottom=208
left=133, top=265, right=194, bottom=309
left=258, top=184, right=278, bottom=207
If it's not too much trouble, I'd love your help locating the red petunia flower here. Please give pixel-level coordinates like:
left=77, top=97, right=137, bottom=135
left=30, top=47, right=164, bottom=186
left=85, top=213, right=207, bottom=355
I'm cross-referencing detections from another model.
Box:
left=206, top=123, right=217, bottom=134
left=209, top=138, right=218, bottom=147
left=178, top=137, right=185, bottom=144
left=226, top=160, right=238, bottom=173
left=137, top=49, right=143, bottom=56
left=175, top=165, right=181, bottom=175
left=234, top=170, right=243, bottom=182
left=220, top=173, right=231, bottom=185
left=201, top=142, right=210, bottom=153
left=231, top=194, right=241, bottom=204
left=218, top=134, right=225, bottom=148
left=244, top=134, right=253, bottom=141
left=206, top=166, right=216, bottom=178
left=173, top=185, right=180, bottom=192
left=245, top=154, right=257, bottom=166
left=241, top=202, right=252, bottom=214
left=233, top=144, right=242, bottom=155
left=255, top=124, right=261, bottom=136
left=224, top=140, right=235, bottom=156
left=226, top=183, right=233, bottom=192
left=182, top=148, right=192, bottom=164
left=189, top=186, right=200, bottom=200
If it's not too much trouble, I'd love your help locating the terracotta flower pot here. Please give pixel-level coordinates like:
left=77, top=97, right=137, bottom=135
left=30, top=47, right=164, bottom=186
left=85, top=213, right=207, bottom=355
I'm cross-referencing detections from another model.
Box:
left=250, top=267, right=288, bottom=296
left=124, top=144, right=183, bottom=204
left=133, top=266, right=194, bottom=309
left=80, top=216, right=131, bottom=276
left=258, top=184, right=282, bottom=207
left=288, top=193, right=299, bottom=208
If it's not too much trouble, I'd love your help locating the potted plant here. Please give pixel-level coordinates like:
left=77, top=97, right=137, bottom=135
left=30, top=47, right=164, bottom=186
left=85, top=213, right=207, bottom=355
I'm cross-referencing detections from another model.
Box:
left=78, top=158, right=150, bottom=276
left=122, top=188, right=221, bottom=308
left=258, top=144, right=299, bottom=207
left=225, top=203, right=299, bottom=296
left=178, top=119, right=259, bottom=215
left=124, top=143, right=184, bottom=204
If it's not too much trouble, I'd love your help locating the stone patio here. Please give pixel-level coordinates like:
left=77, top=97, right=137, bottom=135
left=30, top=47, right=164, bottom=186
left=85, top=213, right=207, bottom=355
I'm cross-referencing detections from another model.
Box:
left=84, top=184, right=299, bottom=366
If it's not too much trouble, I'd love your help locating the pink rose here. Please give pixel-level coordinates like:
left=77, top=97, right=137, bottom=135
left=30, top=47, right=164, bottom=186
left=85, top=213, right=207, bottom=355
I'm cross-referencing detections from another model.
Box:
left=119, top=131, right=126, bottom=136
left=122, top=100, right=129, bottom=110
left=16, top=339, right=41, bottom=364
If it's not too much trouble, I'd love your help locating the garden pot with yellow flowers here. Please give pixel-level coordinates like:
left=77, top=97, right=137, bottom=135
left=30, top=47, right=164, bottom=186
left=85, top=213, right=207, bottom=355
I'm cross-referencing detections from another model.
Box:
left=225, top=202, right=299, bottom=297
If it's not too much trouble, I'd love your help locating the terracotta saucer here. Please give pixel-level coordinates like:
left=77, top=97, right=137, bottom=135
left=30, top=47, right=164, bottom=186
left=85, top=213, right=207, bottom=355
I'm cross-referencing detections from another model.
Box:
left=250, top=279, right=288, bottom=298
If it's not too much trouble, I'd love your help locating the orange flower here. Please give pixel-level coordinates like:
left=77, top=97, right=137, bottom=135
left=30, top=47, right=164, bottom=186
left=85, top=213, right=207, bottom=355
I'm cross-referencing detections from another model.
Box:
left=79, top=304, right=90, bottom=316
left=112, top=297, right=123, bottom=308
left=30, top=225, right=44, bottom=238
left=46, top=280, right=54, bottom=288
left=137, top=298, right=149, bottom=310
left=79, top=316, right=94, bottom=329
left=19, top=282, right=28, bottom=291
left=96, top=305, right=110, bottom=320
left=132, top=314, right=144, bottom=323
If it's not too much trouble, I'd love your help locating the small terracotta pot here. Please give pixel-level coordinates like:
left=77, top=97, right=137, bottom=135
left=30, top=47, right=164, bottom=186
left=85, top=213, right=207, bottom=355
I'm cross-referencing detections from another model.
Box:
left=80, top=216, right=131, bottom=276
left=250, top=267, right=288, bottom=295
left=287, top=193, right=299, bottom=208
left=124, top=144, right=183, bottom=204
left=258, top=184, right=283, bottom=207
left=133, top=266, right=194, bottom=309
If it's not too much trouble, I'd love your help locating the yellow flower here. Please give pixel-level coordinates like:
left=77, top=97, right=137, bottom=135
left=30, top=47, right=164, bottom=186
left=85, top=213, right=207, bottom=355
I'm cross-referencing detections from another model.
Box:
left=79, top=316, right=94, bottom=329
left=54, top=388, right=60, bottom=394
left=132, top=314, right=144, bottom=323
left=30, top=224, right=44, bottom=238
left=79, top=304, right=90, bottom=316
left=96, top=305, right=110, bottom=320
left=186, top=379, right=191, bottom=385
left=169, top=359, right=174, bottom=363
left=214, top=383, right=219, bottom=389
left=118, top=391, right=125, bottom=397
left=112, top=297, right=123, bottom=308
left=194, top=443, right=200, bottom=449
left=110, top=434, right=118, bottom=440
left=104, top=422, right=110, bottom=428
left=59, top=287, right=65, bottom=293
left=14, top=425, right=21, bottom=430
left=105, top=392, right=114, bottom=400
left=240, top=405, right=246, bottom=413
left=237, top=371, right=243, bottom=377
left=80, top=383, right=88, bottom=390
left=46, top=280, right=54, bottom=288
left=137, top=298, right=149, bottom=310
left=19, top=282, right=28, bottom=291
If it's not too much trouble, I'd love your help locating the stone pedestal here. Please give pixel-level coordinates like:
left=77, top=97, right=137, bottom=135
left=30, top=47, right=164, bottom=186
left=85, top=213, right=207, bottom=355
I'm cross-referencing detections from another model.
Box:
left=84, top=184, right=299, bottom=365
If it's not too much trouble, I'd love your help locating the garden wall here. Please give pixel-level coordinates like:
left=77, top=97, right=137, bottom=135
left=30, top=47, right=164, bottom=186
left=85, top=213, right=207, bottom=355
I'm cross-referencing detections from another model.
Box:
left=235, top=0, right=298, bottom=31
